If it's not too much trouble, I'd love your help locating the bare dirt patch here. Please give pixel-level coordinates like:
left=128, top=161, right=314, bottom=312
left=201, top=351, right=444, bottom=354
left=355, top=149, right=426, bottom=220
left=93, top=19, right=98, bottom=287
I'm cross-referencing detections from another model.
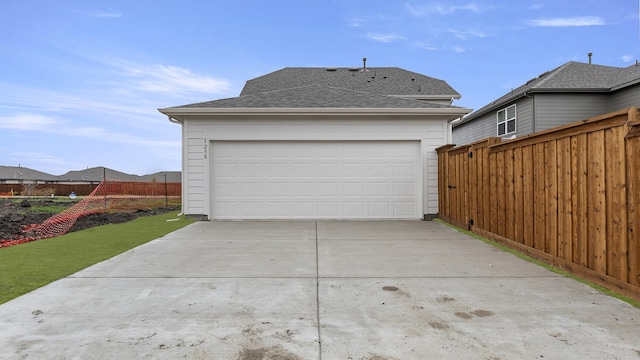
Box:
left=0, top=198, right=178, bottom=243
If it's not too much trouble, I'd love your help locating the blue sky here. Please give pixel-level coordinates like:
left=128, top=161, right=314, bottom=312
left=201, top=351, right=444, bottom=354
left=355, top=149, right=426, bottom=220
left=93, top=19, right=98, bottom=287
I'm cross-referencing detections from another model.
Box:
left=0, top=0, right=638, bottom=175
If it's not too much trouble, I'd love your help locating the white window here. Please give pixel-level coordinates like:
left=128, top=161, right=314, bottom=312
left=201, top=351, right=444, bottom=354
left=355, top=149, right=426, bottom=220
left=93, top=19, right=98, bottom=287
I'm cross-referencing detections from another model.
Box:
left=497, top=104, right=516, bottom=136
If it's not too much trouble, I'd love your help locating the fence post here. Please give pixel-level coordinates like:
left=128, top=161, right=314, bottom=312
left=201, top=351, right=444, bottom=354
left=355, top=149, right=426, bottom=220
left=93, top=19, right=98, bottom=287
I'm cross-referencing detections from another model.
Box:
left=626, top=107, right=640, bottom=286
left=165, top=174, right=168, bottom=207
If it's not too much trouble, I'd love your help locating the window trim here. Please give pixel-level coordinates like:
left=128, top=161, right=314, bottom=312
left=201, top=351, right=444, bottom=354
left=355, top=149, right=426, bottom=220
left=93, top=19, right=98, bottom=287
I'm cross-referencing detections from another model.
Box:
left=497, top=104, right=516, bottom=136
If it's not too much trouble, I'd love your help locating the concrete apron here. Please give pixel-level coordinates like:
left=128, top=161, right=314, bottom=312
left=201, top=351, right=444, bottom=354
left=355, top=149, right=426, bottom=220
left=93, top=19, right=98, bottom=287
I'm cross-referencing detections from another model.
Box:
left=1, top=221, right=639, bottom=359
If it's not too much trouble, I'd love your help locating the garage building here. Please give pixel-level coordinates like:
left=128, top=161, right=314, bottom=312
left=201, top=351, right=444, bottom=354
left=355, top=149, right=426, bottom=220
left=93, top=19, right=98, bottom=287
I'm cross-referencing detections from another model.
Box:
left=159, top=65, right=470, bottom=220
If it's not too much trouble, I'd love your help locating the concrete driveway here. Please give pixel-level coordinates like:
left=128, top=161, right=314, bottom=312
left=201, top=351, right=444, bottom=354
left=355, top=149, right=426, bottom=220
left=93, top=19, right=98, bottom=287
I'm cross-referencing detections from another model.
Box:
left=1, top=220, right=639, bottom=359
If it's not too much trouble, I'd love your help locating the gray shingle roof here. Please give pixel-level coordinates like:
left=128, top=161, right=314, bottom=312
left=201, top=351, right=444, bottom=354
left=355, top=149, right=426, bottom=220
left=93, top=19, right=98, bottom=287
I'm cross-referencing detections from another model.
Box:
left=458, top=61, right=640, bottom=125
left=0, top=166, right=58, bottom=181
left=240, top=67, right=460, bottom=97
left=0, top=166, right=181, bottom=182
left=175, top=85, right=456, bottom=109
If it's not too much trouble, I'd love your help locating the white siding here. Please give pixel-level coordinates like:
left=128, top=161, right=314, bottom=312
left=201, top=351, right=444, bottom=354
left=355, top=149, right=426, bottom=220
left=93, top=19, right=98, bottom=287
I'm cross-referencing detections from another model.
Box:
left=181, top=116, right=449, bottom=218
left=185, top=137, right=206, bottom=215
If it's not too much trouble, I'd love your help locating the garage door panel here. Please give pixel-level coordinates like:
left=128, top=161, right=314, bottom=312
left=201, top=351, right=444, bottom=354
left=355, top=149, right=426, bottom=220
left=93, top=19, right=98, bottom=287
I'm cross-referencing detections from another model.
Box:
left=292, top=182, right=314, bottom=197
left=318, top=182, right=339, bottom=196
left=369, top=202, right=391, bottom=216
left=395, top=202, right=417, bottom=216
left=368, top=182, right=390, bottom=196
left=343, top=202, right=365, bottom=217
left=211, top=141, right=420, bottom=219
left=393, top=163, right=415, bottom=177
left=213, top=163, right=239, bottom=177
left=264, top=163, right=289, bottom=177
left=242, top=202, right=265, bottom=217
left=318, top=202, right=340, bottom=217
left=241, top=182, right=264, bottom=196
left=367, top=163, right=391, bottom=177
left=394, top=182, right=416, bottom=196
left=343, top=182, right=364, bottom=197
left=292, top=202, right=315, bottom=216
left=291, top=163, right=315, bottom=177
left=317, top=163, right=340, bottom=177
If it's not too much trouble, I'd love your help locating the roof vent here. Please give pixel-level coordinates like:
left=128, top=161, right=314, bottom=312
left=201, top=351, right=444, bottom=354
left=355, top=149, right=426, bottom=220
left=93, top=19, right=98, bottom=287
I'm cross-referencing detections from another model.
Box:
left=538, top=70, right=551, bottom=78
left=348, top=67, right=359, bottom=72
left=361, top=57, right=369, bottom=72
left=326, top=67, right=338, bottom=72
left=588, top=52, right=593, bottom=64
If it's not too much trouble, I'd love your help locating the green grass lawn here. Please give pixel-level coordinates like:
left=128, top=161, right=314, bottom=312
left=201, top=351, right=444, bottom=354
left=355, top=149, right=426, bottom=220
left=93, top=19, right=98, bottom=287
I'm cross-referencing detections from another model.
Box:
left=0, top=211, right=194, bottom=305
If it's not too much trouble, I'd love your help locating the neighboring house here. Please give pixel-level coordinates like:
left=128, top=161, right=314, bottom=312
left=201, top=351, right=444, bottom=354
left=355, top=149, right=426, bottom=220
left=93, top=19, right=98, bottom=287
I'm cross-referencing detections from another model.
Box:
left=159, top=65, right=471, bottom=220
left=452, top=61, right=640, bottom=145
left=0, top=166, right=58, bottom=185
left=0, top=165, right=181, bottom=184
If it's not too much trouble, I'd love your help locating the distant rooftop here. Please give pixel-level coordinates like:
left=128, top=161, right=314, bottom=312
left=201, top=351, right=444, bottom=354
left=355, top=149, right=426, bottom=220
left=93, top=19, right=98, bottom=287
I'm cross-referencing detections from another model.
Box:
left=0, top=166, right=181, bottom=182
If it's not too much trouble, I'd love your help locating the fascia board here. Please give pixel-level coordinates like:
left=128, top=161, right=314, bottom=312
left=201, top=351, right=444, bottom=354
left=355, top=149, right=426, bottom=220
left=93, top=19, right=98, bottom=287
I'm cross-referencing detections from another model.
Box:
left=159, top=107, right=472, bottom=117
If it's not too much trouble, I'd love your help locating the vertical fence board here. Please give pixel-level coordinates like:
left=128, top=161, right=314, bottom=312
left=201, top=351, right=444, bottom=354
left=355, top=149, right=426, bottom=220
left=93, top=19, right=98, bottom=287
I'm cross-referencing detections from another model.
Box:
left=505, top=149, right=516, bottom=240
left=587, top=131, right=607, bottom=274
left=544, top=141, right=558, bottom=257
left=469, top=147, right=478, bottom=228
left=448, top=153, right=457, bottom=221
left=522, top=146, right=535, bottom=248
left=489, top=152, right=498, bottom=233
left=626, top=127, right=640, bottom=286
left=496, top=151, right=506, bottom=237
left=482, top=145, right=491, bottom=229
left=572, top=134, right=589, bottom=267
left=557, top=137, right=573, bottom=261
left=462, top=150, right=470, bottom=226
left=533, top=143, right=546, bottom=252
left=513, top=147, right=524, bottom=244
left=605, top=126, right=628, bottom=281
left=474, top=144, right=484, bottom=229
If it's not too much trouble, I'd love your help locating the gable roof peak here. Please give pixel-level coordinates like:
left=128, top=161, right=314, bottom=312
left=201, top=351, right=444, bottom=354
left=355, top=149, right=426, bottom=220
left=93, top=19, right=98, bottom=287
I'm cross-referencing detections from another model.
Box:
left=240, top=66, right=460, bottom=98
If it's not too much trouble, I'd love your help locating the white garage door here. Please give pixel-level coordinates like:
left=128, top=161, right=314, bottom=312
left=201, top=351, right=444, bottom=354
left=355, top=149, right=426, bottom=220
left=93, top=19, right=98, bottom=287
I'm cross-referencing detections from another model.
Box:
left=211, top=141, right=421, bottom=219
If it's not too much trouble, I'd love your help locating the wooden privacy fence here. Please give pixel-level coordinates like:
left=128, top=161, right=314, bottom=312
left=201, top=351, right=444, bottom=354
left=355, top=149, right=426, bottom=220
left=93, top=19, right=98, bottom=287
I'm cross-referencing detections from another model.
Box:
left=0, top=182, right=182, bottom=197
left=437, top=107, right=640, bottom=300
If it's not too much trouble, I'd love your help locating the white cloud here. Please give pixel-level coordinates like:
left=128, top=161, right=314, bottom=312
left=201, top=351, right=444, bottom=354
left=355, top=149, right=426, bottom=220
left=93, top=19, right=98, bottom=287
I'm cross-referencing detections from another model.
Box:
left=528, top=3, right=544, bottom=10
left=526, top=16, right=605, bottom=27
left=347, top=17, right=367, bottom=27
left=414, top=41, right=438, bottom=50
left=406, top=2, right=485, bottom=16
left=94, top=11, right=122, bottom=18
left=121, top=64, right=232, bottom=96
left=448, top=28, right=487, bottom=40
left=0, top=114, right=61, bottom=130
left=11, top=152, right=73, bottom=167
left=365, top=33, right=406, bottom=43
left=0, top=113, right=179, bottom=148
left=452, top=45, right=466, bottom=53
left=622, top=54, right=634, bottom=62
left=78, top=8, right=123, bottom=18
